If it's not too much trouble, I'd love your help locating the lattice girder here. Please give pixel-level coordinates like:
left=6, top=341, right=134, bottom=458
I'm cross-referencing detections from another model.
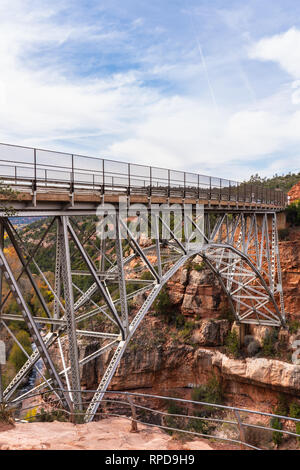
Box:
left=0, top=210, right=285, bottom=422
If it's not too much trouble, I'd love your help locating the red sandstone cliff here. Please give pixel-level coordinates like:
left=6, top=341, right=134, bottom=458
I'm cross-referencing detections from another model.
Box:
left=288, top=181, right=300, bottom=203
left=73, top=228, right=300, bottom=415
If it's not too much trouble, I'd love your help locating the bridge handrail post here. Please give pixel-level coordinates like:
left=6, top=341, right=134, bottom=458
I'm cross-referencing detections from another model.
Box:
left=198, top=174, right=200, bottom=200
left=128, top=163, right=131, bottom=196
left=168, top=169, right=170, bottom=198
left=127, top=395, right=138, bottom=433
left=32, top=148, right=37, bottom=198
left=184, top=172, right=186, bottom=198
left=234, top=409, right=247, bottom=450
left=209, top=176, right=212, bottom=200
left=149, top=166, right=152, bottom=197
left=70, top=154, right=74, bottom=194
left=102, top=160, right=105, bottom=195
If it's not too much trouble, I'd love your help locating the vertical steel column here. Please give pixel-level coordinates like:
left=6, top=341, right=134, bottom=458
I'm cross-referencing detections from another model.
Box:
left=33, top=148, right=37, bottom=206
left=0, top=221, right=3, bottom=403
left=263, top=214, right=274, bottom=291
left=128, top=163, right=131, bottom=196
left=0, top=221, right=3, bottom=314
left=115, top=212, right=129, bottom=336
left=53, top=219, right=62, bottom=322
left=59, top=216, right=82, bottom=411
left=273, top=213, right=286, bottom=322
left=154, top=214, right=162, bottom=279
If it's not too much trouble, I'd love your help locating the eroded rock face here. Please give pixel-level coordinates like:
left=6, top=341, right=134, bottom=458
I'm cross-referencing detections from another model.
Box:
left=205, top=350, right=300, bottom=393
left=191, top=320, right=230, bottom=346
left=288, top=181, right=300, bottom=203
left=81, top=336, right=300, bottom=412
left=279, top=235, right=300, bottom=320
left=167, top=265, right=228, bottom=318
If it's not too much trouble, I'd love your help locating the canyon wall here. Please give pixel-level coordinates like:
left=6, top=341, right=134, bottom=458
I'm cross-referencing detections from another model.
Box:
left=77, top=228, right=300, bottom=413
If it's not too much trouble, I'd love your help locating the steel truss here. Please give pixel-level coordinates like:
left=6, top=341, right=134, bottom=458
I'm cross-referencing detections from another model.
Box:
left=0, top=209, right=285, bottom=422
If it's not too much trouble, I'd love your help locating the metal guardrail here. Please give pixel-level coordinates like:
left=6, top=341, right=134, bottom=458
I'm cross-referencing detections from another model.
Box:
left=0, top=142, right=287, bottom=206
left=8, top=389, right=300, bottom=450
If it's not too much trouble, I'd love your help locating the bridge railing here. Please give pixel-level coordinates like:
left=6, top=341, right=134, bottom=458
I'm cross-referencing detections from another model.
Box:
left=0, top=142, right=287, bottom=206
left=10, top=389, right=300, bottom=450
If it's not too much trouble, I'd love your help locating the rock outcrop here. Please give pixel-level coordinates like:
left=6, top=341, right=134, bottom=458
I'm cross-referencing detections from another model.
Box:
left=279, top=231, right=300, bottom=320
left=288, top=181, right=300, bottom=203
left=191, top=320, right=230, bottom=346
left=0, top=418, right=215, bottom=450
left=167, top=259, right=229, bottom=319
left=80, top=331, right=300, bottom=412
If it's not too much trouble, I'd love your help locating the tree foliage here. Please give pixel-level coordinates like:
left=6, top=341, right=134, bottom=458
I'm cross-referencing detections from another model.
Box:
left=247, top=172, right=300, bottom=192
left=8, top=330, right=32, bottom=372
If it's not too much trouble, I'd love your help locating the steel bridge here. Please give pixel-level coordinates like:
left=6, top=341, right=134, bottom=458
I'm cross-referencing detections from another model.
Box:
left=0, top=142, right=287, bottom=422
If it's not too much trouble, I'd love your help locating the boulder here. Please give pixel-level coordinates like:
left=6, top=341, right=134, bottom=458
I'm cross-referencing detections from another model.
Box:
left=191, top=319, right=230, bottom=346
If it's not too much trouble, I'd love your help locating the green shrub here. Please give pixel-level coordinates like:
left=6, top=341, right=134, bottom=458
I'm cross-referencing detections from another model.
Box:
left=225, top=330, right=240, bottom=358
left=175, top=314, right=185, bottom=328
left=270, top=396, right=289, bottom=447
left=271, top=417, right=283, bottom=447
left=153, top=287, right=173, bottom=321
left=286, top=200, right=300, bottom=226
left=8, top=330, right=32, bottom=371
left=177, top=321, right=194, bottom=344
left=289, top=402, right=300, bottom=443
left=288, top=320, right=300, bottom=334
left=188, top=412, right=209, bottom=435
left=191, top=374, right=223, bottom=406
left=278, top=228, right=290, bottom=241
left=140, top=270, right=154, bottom=281
left=34, top=407, right=68, bottom=423
left=220, top=308, right=235, bottom=323
left=289, top=402, right=300, bottom=419
left=274, top=394, right=289, bottom=416
left=296, top=422, right=300, bottom=444
left=165, top=401, right=186, bottom=435
left=262, top=330, right=278, bottom=357
left=193, top=262, right=206, bottom=272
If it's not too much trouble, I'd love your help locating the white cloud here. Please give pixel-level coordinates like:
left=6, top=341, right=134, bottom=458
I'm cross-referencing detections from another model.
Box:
left=0, top=1, right=160, bottom=148
left=249, top=27, right=300, bottom=79
left=0, top=2, right=299, bottom=181
left=108, top=95, right=300, bottom=179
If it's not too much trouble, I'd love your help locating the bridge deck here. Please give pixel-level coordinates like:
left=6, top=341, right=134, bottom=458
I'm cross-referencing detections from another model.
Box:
left=0, top=142, right=287, bottom=214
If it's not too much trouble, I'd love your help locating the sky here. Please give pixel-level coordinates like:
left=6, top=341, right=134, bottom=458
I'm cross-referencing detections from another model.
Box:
left=0, top=0, right=300, bottom=180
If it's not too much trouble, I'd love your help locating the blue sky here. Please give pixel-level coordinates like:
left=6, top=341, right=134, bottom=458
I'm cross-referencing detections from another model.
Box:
left=0, top=0, right=300, bottom=180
